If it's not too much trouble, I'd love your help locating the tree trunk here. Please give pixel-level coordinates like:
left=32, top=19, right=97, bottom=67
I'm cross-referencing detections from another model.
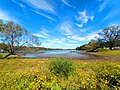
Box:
left=3, top=53, right=12, bottom=58
left=109, top=46, right=113, bottom=50
left=3, top=52, right=18, bottom=59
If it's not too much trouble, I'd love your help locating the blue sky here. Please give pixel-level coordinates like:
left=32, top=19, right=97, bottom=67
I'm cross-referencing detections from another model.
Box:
left=0, top=0, right=120, bottom=49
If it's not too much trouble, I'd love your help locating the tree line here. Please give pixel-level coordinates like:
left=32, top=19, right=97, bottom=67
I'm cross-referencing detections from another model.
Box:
left=76, top=25, right=120, bottom=51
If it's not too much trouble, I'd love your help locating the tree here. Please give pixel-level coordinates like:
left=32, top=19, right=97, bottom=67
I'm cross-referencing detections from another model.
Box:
left=0, top=20, right=3, bottom=32
left=0, top=20, right=41, bottom=58
left=98, top=26, right=120, bottom=50
left=76, top=40, right=100, bottom=51
left=0, top=43, right=7, bottom=51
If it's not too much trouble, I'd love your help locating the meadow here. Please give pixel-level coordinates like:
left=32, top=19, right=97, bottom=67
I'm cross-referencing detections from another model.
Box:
left=0, top=56, right=120, bottom=90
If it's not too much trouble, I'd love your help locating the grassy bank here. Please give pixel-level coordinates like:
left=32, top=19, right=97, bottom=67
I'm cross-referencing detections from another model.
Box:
left=97, top=50, right=120, bottom=56
left=0, top=53, right=8, bottom=59
left=88, top=50, right=120, bottom=59
left=0, top=58, right=120, bottom=90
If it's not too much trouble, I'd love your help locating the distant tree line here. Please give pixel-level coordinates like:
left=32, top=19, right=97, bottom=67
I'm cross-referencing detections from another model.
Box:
left=0, top=43, right=63, bottom=53
left=0, top=43, right=47, bottom=52
left=76, top=25, right=120, bottom=51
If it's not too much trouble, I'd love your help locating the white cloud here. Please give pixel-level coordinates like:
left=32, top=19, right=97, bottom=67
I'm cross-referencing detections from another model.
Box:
left=59, top=20, right=73, bottom=35
left=59, top=20, right=99, bottom=42
left=41, top=39, right=80, bottom=49
left=33, top=10, right=56, bottom=22
left=98, top=0, right=111, bottom=12
left=33, top=34, right=47, bottom=38
left=108, top=22, right=119, bottom=27
left=20, top=4, right=26, bottom=8
left=67, top=30, right=101, bottom=42
left=79, top=28, right=89, bottom=33
left=68, top=40, right=77, bottom=43
left=103, top=9, right=119, bottom=21
left=78, top=10, right=89, bottom=23
left=76, top=10, right=94, bottom=27
left=40, top=38, right=68, bottom=49
left=75, top=24, right=83, bottom=27
left=40, top=38, right=67, bottom=48
left=85, top=30, right=102, bottom=40
left=0, top=8, right=17, bottom=22
left=85, top=33, right=99, bottom=41
left=22, top=0, right=58, bottom=21
left=65, top=43, right=80, bottom=47
left=34, top=29, right=49, bottom=38
left=41, top=34, right=100, bottom=48
left=46, top=38, right=66, bottom=44
left=0, top=9, right=11, bottom=21
left=90, top=16, right=94, bottom=20
left=40, top=29, right=49, bottom=37
left=11, top=0, right=26, bottom=8
left=67, top=35, right=85, bottom=41
left=61, top=0, right=76, bottom=8
left=22, top=0, right=56, bottom=14
left=41, top=42, right=65, bottom=49
left=12, top=0, right=57, bottom=22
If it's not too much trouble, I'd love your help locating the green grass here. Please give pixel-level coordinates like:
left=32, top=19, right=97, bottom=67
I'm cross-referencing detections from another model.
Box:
left=0, top=53, right=8, bottom=58
left=0, top=58, right=120, bottom=90
left=98, top=50, right=120, bottom=56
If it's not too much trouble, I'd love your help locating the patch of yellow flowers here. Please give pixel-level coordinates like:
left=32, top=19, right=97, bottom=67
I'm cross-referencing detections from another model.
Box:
left=0, top=59, right=120, bottom=90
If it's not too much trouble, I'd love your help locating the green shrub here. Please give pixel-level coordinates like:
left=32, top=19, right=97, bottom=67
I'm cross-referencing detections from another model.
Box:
left=48, top=57, right=74, bottom=78
left=94, top=48, right=108, bottom=52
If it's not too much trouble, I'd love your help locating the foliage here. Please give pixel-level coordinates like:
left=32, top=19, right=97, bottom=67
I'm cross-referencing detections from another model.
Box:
left=0, top=43, right=7, bottom=51
left=76, top=40, right=100, bottom=52
left=48, top=58, right=74, bottom=77
left=0, top=58, right=120, bottom=90
left=76, top=44, right=87, bottom=50
left=94, top=48, right=108, bottom=52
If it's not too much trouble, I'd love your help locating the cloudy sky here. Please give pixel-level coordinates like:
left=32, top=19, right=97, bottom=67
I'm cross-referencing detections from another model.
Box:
left=0, top=0, right=120, bottom=49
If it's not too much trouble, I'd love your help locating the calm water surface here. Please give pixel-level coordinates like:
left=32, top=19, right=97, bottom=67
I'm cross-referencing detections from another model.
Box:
left=21, top=50, right=99, bottom=59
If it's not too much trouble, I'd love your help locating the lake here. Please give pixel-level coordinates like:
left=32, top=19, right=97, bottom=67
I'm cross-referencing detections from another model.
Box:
left=21, top=50, right=100, bottom=59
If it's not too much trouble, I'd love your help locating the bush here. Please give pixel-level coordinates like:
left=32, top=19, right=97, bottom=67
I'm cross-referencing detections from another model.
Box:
left=48, top=57, right=74, bottom=78
left=94, top=48, right=108, bottom=52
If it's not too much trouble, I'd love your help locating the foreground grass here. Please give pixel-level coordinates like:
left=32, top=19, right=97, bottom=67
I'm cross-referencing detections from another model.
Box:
left=0, top=58, right=120, bottom=90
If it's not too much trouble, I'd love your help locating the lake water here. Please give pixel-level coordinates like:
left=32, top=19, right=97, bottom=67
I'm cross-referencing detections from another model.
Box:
left=21, top=50, right=99, bottom=59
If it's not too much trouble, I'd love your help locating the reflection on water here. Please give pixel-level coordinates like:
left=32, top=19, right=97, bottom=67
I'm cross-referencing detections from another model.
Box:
left=21, top=50, right=100, bottom=59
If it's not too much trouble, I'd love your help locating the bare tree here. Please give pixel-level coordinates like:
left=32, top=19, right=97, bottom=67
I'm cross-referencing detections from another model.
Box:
left=98, top=26, right=120, bottom=50
left=0, top=20, right=41, bottom=58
